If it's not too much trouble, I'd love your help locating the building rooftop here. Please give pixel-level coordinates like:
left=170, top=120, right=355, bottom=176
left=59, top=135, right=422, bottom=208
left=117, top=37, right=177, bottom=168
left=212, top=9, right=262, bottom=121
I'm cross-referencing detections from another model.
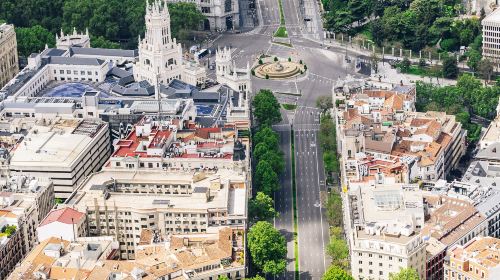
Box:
left=422, top=194, right=485, bottom=246
left=39, top=207, right=85, bottom=227
left=449, top=236, right=500, bottom=270
left=85, top=227, right=244, bottom=280
left=9, top=119, right=107, bottom=169
left=65, top=169, right=246, bottom=216
left=8, top=236, right=119, bottom=280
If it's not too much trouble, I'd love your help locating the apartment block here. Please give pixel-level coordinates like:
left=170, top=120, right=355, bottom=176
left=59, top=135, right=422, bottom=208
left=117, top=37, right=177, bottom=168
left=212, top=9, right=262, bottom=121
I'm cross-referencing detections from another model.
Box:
left=8, top=118, right=111, bottom=198
left=482, top=8, right=500, bottom=70
left=347, top=183, right=427, bottom=280
left=444, top=236, right=500, bottom=280
left=8, top=236, right=119, bottom=279
left=63, top=168, right=247, bottom=260
left=337, top=88, right=465, bottom=185
left=106, top=116, right=249, bottom=174
left=0, top=23, right=19, bottom=90
left=0, top=177, right=54, bottom=279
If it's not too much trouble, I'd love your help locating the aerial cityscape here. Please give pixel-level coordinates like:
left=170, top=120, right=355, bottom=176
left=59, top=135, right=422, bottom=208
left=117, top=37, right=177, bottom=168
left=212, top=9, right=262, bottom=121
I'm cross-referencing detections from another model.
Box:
left=1, top=0, right=500, bottom=279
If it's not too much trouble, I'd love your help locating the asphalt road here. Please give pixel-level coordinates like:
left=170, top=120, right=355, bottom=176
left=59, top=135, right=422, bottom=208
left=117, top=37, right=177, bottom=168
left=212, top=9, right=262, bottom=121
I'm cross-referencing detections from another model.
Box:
left=294, top=106, right=329, bottom=279
left=209, top=0, right=365, bottom=278
left=273, top=113, right=295, bottom=280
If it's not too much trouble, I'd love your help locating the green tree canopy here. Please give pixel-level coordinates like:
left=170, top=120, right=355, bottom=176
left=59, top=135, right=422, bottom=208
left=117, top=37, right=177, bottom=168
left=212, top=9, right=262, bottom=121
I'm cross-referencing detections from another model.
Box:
left=255, top=160, right=280, bottom=195
left=249, top=192, right=278, bottom=222
left=91, top=36, right=120, bottom=49
left=247, top=221, right=287, bottom=275
left=254, top=126, right=279, bottom=151
left=253, top=89, right=282, bottom=126
left=316, top=96, right=333, bottom=111
left=326, top=237, right=349, bottom=269
left=478, top=58, right=494, bottom=82
left=442, top=56, right=459, bottom=79
left=389, top=268, right=420, bottom=280
left=16, top=25, right=55, bottom=57
left=168, top=2, right=206, bottom=39
left=322, top=265, right=354, bottom=280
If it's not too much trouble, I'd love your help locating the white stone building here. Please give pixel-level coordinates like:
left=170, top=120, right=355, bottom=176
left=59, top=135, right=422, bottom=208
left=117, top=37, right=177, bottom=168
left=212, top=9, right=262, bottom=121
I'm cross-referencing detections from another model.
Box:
left=8, top=118, right=111, bottom=198
left=482, top=8, right=500, bottom=70
left=56, top=28, right=91, bottom=50
left=37, top=207, right=87, bottom=242
left=134, top=0, right=206, bottom=87
left=347, top=183, right=427, bottom=280
left=215, top=47, right=251, bottom=128
left=63, top=168, right=247, bottom=260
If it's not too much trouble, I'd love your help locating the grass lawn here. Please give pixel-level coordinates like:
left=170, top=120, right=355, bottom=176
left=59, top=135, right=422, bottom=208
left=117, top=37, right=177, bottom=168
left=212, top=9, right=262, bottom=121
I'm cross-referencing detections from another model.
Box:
left=274, top=26, right=288, bottom=38
left=402, top=65, right=441, bottom=77
left=282, top=103, right=297, bottom=110
left=277, top=0, right=285, bottom=25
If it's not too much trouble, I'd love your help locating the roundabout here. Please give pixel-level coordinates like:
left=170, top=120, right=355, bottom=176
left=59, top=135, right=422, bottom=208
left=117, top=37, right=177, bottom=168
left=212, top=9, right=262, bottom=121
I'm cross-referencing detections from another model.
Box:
left=253, top=57, right=306, bottom=80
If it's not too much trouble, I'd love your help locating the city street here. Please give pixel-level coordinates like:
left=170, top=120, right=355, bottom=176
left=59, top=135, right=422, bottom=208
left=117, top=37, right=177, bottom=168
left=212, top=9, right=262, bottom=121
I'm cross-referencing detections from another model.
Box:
left=212, top=0, right=365, bottom=278
left=294, top=106, right=330, bottom=279
left=273, top=114, right=295, bottom=280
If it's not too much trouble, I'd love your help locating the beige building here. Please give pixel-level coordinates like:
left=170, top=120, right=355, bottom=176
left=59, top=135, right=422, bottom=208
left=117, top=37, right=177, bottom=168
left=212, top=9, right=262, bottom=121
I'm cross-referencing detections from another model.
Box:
left=8, top=118, right=111, bottom=198
left=63, top=168, right=247, bottom=260
left=444, top=236, right=500, bottom=280
left=0, top=177, right=54, bottom=279
left=8, top=236, right=119, bottom=280
left=9, top=227, right=245, bottom=280
left=347, top=183, right=427, bottom=280
left=0, top=23, right=19, bottom=90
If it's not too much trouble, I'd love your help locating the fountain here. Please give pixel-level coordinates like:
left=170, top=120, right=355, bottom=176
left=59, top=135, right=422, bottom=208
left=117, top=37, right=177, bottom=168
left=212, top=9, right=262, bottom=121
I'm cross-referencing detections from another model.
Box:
left=253, top=58, right=305, bottom=80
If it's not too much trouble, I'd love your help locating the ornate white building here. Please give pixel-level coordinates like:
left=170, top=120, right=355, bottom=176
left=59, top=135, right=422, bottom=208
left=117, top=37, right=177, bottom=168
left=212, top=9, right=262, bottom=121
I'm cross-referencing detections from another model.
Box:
left=215, top=47, right=251, bottom=127
left=134, top=0, right=206, bottom=87
left=55, top=28, right=91, bottom=50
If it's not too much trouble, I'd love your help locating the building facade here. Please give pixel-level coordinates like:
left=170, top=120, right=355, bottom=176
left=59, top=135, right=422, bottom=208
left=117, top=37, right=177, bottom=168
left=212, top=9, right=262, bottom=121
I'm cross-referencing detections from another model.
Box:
left=64, top=169, right=247, bottom=260
left=0, top=177, right=54, bottom=279
left=482, top=8, right=500, bottom=70
left=8, top=119, right=111, bottom=198
left=444, top=236, right=500, bottom=280
left=0, top=23, right=19, bottom=90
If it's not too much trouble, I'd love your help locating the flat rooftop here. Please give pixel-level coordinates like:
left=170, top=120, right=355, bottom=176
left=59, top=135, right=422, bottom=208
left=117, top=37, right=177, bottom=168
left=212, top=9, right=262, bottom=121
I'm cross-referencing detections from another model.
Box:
left=9, top=119, right=106, bottom=169
left=66, top=169, right=246, bottom=214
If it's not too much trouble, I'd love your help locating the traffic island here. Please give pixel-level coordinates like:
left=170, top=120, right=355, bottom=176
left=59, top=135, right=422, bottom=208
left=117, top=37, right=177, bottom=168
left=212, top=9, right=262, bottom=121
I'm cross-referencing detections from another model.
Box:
left=252, top=57, right=306, bottom=80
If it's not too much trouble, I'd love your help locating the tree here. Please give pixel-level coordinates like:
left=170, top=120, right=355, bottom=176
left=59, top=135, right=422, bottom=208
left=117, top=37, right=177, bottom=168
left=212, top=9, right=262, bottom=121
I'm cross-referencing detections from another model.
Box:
left=466, top=49, right=482, bottom=72
left=91, top=36, right=120, bottom=49
left=254, top=126, right=279, bottom=148
left=16, top=25, right=55, bottom=57
left=370, top=52, right=380, bottom=73
left=478, top=58, right=494, bottom=83
left=218, top=276, right=229, bottom=280
left=249, top=192, right=278, bottom=222
left=245, top=276, right=265, bottom=280
left=255, top=161, right=280, bottom=195
left=326, top=237, right=349, bottom=269
left=322, top=265, right=354, bottom=280
left=400, top=57, right=411, bottom=73
left=316, top=96, right=333, bottom=111
left=247, top=221, right=287, bottom=275
left=168, top=2, right=205, bottom=39
left=389, top=268, right=420, bottom=280
left=252, top=89, right=282, bottom=126
left=442, top=56, right=459, bottom=79
left=326, top=191, right=343, bottom=227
